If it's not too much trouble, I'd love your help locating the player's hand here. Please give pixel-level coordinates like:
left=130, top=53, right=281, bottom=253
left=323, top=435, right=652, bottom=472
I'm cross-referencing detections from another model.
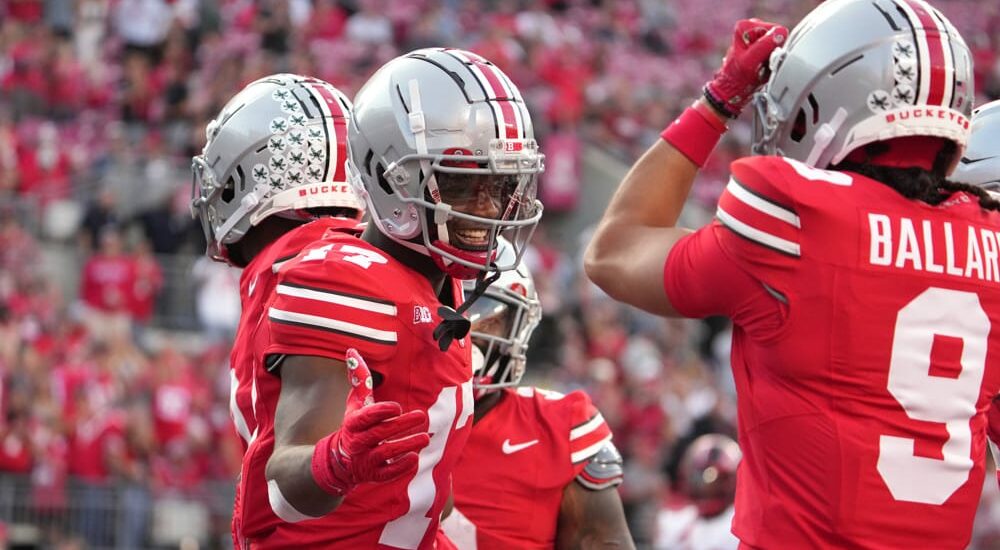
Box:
left=704, top=18, right=788, bottom=118
left=317, top=349, right=430, bottom=495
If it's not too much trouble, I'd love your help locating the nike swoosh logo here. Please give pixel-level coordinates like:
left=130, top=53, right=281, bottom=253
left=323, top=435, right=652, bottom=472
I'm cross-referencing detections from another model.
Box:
left=960, top=156, right=997, bottom=165
left=248, top=276, right=258, bottom=297
left=502, top=439, right=539, bottom=454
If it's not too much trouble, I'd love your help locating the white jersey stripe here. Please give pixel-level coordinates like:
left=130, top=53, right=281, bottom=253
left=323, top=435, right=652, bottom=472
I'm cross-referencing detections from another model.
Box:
left=727, top=179, right=801, bottom=228
left=717, top=206, right=801, bottom=257
left=229, top=370, right=254, bottom=445
left=268, top=479, right=321, bottom=523
left=276, top=283, right=397, bottom=315
left=269, top=307, right=398, bottom=344
left=272, top=258, right=292, bottom=274
left=570, top=412, right=607, bottom=441
left=571, top=433, right=613, bottom=464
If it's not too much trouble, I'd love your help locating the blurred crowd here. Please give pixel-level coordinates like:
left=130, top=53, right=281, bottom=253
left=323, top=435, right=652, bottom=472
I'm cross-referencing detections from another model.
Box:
left=2, top=0, right=1000, bottom=548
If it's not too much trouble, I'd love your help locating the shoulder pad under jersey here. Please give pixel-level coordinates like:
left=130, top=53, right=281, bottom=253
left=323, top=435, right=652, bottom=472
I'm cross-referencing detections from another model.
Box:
left=576, top=440, right=624, bottom=491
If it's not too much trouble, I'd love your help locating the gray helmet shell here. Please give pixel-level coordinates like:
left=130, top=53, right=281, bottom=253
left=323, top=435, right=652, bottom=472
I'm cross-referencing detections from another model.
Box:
left=347, top=48, right=543, bottom=276
left=464, top=239, right=541, bottom=391
left=753, top=0, right=973, bottom=170
left=191, top=74, right=362, bottom=263
left=951, top=100, right=1000, bottom=190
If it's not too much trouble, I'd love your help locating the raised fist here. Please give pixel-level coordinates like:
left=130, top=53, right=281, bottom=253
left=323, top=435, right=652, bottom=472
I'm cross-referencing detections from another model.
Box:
left=313, top=349, right=430, bottom=495
left=704, top=18, right=788, bottom=118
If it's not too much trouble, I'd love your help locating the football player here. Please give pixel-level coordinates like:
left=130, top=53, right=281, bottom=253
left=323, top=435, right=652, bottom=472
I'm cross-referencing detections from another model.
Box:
left=441, top=245, right=632, bottom=549
left=191, top=73, right=367, bottom=547
left=656, top=434, right=740, bottom=550
left=585, top=1, right=1000, bottom=548
left=195, top=48, right=544, bottom=549
left=951, top=99, right=1000, bottom=488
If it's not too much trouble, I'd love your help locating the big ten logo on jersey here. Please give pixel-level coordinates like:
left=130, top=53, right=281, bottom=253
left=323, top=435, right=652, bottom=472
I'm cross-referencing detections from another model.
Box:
left=299, top=243, right=388, bottom=269
left=413, top=306, right=433, bottom=324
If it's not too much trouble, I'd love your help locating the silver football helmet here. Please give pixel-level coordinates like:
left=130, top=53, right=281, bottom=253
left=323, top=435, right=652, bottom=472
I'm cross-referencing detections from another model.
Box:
left=752, top=0, right=973, bottom=171
left=191, top=74, right=363, bottom=264
left=951, top=100, right=1000, bottom=190
left=464, top=239, right=541, bottom=393
left=347, top=48, right=544, bottom=279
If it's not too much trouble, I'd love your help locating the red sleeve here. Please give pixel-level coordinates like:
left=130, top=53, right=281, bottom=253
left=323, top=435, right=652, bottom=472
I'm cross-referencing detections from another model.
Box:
left=564, top=390, right=613, bottom=469
left=265, top=245, right=400, bottom=364
left=664, top=225, right=785, bottom=336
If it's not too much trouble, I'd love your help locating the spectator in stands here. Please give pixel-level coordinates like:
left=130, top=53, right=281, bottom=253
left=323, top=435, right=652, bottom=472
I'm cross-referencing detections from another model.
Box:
left=112, top=0, right=173, bottom=62
left=78, top=226, right=134, bottom=342
left=190, top=256, right=240, bottom=343
left=127, top=237, right=163, bottom=332
left=345, top=0, right=394, bottom=45
left=67, top=388, right=127, bottom=548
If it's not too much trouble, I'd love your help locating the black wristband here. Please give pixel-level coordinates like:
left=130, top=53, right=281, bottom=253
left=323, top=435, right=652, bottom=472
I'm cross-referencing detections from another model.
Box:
left=702, top=84, right=738, bottom=119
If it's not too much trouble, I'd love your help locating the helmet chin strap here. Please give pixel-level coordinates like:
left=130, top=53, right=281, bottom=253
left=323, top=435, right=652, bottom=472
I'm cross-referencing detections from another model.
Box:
left=433, top=268, right=501, bottom=351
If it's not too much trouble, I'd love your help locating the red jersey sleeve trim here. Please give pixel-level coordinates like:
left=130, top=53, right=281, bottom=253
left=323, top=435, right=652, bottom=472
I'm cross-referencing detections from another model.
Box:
left=571, top=433, right=613, bottom=464
left=570, top=411, right=613, bottom=464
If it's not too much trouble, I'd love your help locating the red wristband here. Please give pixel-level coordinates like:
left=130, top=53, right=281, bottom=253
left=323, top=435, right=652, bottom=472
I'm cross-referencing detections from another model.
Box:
left=660, top=103, right=727, bottom=167
left=692, top=100, right=729, bottom=132
left=311, top=431, right=348, bottom=497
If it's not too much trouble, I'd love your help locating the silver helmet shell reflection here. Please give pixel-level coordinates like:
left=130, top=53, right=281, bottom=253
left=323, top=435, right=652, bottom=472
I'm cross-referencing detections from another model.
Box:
left=347, top=48, right=544, bottom=279
left=752, top=0, right=973, bottom=171
left=951, top=100, right=1000, bottom=191
left=191, top=74, right=362, bottom=264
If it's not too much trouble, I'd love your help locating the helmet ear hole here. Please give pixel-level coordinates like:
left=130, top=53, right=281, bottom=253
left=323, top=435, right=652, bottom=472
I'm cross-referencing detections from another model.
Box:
left=375, top=164, right=394, bottom=196
left=790, top=95, right=819, bottom=144
left=221, top=177, right=237, bottom=203
left=235, top=165, right=246, bottom=193
left=363, top=149, right=375, bottom=176
left=791, top=109, right=807, bottom=143
left=807, top=93, right=819, bottom=124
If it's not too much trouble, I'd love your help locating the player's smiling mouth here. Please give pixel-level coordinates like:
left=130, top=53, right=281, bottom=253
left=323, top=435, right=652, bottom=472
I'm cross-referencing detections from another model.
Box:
left=451, top=225, right=491, bottom=250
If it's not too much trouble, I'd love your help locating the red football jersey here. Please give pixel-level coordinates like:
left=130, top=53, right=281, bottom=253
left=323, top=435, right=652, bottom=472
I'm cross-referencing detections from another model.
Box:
left=229, top=217, right=357, bottom=452
left=664, top=156, right=1000, bottom=549
left=989, top=397, right=1000, bottom=488
left=443, top=387, right=613, bottom=549
left=229, top=217, right=360, bottom=542
left=233, top=229, right=474, bottom=550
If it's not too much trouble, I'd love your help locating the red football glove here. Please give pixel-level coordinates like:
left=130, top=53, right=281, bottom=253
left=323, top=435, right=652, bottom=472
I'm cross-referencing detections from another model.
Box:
left=312, top=349, right=430, bottom=496
left=704, top=18, right=789, bottom=118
